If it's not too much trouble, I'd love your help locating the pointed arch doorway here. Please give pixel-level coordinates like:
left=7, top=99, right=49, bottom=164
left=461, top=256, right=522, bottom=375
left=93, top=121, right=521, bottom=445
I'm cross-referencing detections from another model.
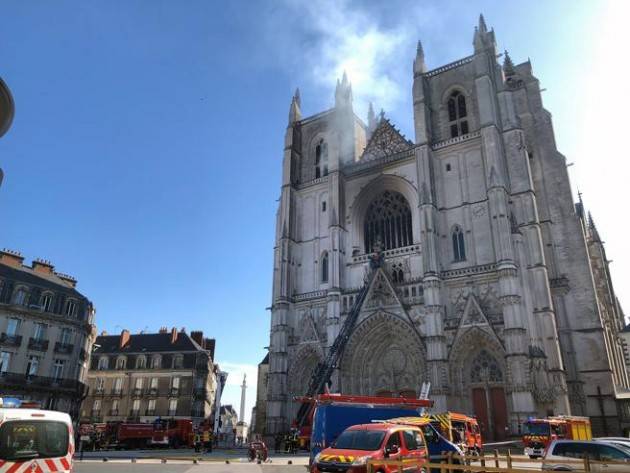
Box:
left=469, top=350, right=508, bottom=441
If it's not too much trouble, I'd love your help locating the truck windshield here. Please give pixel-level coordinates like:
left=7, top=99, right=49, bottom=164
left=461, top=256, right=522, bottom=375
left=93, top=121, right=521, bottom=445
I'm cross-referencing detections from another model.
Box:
left=0, top=421, right=68, bottom=461
left=334, top=430, right=385, bottom=451
left=524, top=422, right=550, bottom=436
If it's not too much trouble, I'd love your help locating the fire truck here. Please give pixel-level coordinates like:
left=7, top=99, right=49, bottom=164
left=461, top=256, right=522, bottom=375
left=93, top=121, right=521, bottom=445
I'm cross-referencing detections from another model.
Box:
left=429, top=412, right=483, bottom=455
left=0, top=397, right=74, bottom=472
left=83, top=419, right=194, bottom=449
left=522, top=415, right=592, bottom=458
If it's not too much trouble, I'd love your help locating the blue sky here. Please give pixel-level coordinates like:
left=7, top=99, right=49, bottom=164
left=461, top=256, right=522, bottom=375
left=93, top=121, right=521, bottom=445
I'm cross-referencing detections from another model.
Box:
left=0, top=1, right=628, bottom=422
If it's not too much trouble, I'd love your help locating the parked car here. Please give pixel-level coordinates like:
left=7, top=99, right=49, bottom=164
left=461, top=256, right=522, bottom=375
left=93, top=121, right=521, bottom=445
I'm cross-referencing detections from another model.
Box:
left=595, top=437, right=630, bottom=450
left=542, top=439, right=630, bottom=472
left=311, top=423, right=428, bottom=473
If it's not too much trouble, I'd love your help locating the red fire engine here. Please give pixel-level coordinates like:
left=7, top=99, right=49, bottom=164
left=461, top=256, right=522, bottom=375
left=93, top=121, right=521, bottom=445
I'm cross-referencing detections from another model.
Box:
left=522, top=416, right=592, bottom=458
left=430, top=412, right=483, bottom=455
left=82, top=419, right=193, bottom=449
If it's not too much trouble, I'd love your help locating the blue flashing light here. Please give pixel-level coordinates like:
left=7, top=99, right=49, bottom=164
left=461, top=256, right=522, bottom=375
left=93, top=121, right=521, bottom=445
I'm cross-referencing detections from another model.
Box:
left=0, top=397, right=23, bottom=408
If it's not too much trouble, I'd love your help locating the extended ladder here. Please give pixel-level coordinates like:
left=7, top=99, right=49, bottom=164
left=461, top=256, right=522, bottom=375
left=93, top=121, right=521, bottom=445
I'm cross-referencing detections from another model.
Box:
left=296, top=254, right=382, bottom=427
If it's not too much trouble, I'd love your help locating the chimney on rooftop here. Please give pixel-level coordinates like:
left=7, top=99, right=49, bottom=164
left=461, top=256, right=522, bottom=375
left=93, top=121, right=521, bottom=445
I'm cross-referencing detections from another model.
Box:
left=0, top=249, right=24, bottom=267
left=55, top=272, right=77, bottom=288
left=32, top=258, right=54, bottom=275
left=101, top=330, right=108, bottom=336
left=159, top=327, right=168, bottom=334
left=170, top=327, right=178, bottom=344
left=190, top=331, right=204, bottom=347
left=205, top=338, right=216, bottom=360
left=120, top=329, right=130, bottom=349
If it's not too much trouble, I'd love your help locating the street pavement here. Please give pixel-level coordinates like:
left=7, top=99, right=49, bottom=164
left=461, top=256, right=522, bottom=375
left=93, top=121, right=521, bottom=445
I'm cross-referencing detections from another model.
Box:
left=75, top=464, right=309, bottom=473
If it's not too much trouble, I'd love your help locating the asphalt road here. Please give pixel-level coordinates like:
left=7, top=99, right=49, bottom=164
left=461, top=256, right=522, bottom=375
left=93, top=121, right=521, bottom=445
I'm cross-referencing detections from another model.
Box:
left=75, top=463, right=309, bottom=473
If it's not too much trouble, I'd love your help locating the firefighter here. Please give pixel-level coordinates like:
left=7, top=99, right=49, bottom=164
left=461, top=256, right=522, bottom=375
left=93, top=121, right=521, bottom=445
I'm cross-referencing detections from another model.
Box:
left=194, top=431, right=202, bottom=453
left=203, top=429, right=212, bottom=453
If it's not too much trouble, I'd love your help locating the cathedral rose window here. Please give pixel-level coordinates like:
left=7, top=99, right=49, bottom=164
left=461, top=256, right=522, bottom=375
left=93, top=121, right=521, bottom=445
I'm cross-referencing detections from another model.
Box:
left=470, top=350, right=503, bottom=383
left=363, top=190, right=413, bottom=253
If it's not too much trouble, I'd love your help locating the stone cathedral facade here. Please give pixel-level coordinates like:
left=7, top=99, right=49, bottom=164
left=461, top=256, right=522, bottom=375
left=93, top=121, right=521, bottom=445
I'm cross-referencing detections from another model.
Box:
left=266, top=16, right=630, bottom=439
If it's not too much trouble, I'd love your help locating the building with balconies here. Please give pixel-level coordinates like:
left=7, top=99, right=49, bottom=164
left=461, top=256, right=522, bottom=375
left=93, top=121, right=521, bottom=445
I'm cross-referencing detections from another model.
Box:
left=0, top=249, right=96, bottom=418
left=81, top=327, right=219, bottom=426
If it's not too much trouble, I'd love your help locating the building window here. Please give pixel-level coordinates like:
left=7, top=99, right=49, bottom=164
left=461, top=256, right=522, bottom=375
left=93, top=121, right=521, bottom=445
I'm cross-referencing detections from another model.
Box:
left=150, top=377, right=158, bottom=391
left=136, top=355, right=146, bottom=369
left=12, top=288, right=26, bottom=306
left=168, top=399, right=177, bottom=416
left=172, top=355, right=183, bottom=369
left=0, top=351, right=11, bottom=373
left=321, top=252, right=329, bottom=283
left=33, top=323, right=46, bottom=341
left=315, top=139, right=329, bottom=179
left=98, top=356, right=109, bottom=370
left=470, top=350, right=503, bottom=383
left=65, top=300, right=77, bottom=317
left=446, top=163, right=452, bottom=172
left=392, top=269, right=404, bottom=283
left=111, top=399, right=119, bottom=415
left=172, top=377, right=180, bottom=390
left=364, top=190, right=413, bottom=253
left=60, top=327, right=72, bottom=345
left=134, top=377, right=143, bottom=390
left=322, top=201, right=327, bottom=212
left=131, top=399, right=140, bottom=416
left=447, top=91, right=469, bottom=138
left=452, top=225, right=466, bottom=262
left=151, top=355, right=161, bottom=369
left=51, top=359, right=65, bottom=380
left=6, top=318, right=19, bottom=337
left=113, top=377, right=123, bottom=393
left=41, top=293, right=53, bottom=312
left=92, top=399, right=101, bottom=413
left=116, top=357, right=126, bottom=370
left=147, top=399, right=156, bottom=414
left=96, top=377, right=105, bottom=392
left=26, top=356, right=40, bottom=376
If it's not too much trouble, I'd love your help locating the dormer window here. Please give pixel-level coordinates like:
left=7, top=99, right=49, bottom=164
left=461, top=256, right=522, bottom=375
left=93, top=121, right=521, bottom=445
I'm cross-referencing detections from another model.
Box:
left=65, top=300, right=77, bottom=317
left=98, top=356, right=109, bottom=370
left=136, top=355, right=147, bottom=369
left=315, top=140, right=328, bottom=179
left=41, top=293, right=53, bottom=312
left=151, top=355, right=161, bottom=369
left=447, top=91, right=468, bottom=138
left=116, top=356, right=126, bottom=370
left=12, top=288, right=26, bottom=306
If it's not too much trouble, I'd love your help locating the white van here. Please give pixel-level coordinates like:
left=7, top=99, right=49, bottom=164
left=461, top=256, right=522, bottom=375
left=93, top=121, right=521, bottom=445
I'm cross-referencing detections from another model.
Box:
left=0, top=398, right=74, bottom=472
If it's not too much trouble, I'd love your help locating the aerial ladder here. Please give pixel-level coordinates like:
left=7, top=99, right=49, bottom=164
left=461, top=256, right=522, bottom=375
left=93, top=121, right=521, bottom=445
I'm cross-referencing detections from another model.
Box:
left=295, top=250, right=384, bottom=428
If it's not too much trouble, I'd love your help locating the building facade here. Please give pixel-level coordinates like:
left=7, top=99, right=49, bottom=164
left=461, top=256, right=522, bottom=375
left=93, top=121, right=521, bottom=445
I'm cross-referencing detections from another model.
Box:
left=81, top=328, right=218, bottom=426
left=252, top=354, right=269, bottom=436
left=0, top=249, right=96, bottom=418
left=266, top=16, right=630, bottom=439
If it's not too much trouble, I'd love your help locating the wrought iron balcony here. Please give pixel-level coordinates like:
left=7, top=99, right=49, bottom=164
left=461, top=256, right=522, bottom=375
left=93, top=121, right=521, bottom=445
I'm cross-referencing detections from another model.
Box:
left=146, top=387, right=158, bottom=396
left=0, top=371, right=84, bottom=393
left=0, top=333, right=22, bottom=347
left=110, top=388, right=123, bottom=397
left=54, top=342, right=74, bottom=354
left=169, top=388, right=179, bottom=397
left=94, top=387, right=105, bottom=396
left=132, top=388, right=143, bottom=397
left=28, top=338, right=49, bottom=352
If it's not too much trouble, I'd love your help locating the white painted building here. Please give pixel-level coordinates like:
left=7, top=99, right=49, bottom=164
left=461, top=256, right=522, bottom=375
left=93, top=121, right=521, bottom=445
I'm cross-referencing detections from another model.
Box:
left=265, top=16, right=630, bottom=439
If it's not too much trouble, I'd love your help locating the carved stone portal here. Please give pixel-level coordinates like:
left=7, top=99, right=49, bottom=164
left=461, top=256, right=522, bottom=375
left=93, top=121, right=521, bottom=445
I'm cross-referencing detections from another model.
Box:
left=340, top=312, right=426, bottom=396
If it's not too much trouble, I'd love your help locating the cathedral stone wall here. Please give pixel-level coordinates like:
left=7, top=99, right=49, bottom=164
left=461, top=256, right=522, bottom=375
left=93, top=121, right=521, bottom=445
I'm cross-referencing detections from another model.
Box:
left=266, top=16, right=630, bottom=439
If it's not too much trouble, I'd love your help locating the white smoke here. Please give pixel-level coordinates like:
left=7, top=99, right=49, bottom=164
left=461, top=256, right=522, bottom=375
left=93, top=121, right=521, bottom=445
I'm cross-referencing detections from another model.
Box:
left=270, top=0, right=437, bottom=117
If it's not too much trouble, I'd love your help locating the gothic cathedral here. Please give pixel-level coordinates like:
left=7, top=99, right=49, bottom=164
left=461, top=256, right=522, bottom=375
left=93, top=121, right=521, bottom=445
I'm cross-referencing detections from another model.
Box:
left=266, top=16, right=630, bottom=438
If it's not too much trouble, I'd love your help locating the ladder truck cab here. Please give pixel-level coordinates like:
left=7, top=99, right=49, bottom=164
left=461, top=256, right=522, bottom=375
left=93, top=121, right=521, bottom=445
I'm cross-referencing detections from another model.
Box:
left=0, top=397, right=74, bottom=472
left=522, top=415, right=592, bottom=458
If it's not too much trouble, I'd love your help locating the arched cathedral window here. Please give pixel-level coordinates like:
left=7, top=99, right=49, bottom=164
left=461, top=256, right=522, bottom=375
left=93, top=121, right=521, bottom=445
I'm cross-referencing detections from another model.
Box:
left=315, top=140, right=328, bottom=179
left=321, top=252, right=329, bottom=283
left=452, top=225, right=466, bottom=262
left=447, top=91, right=469, bottom=138
left=364, top=191, right=413, bottom=254
left=470, top=350, right=503, bottom=383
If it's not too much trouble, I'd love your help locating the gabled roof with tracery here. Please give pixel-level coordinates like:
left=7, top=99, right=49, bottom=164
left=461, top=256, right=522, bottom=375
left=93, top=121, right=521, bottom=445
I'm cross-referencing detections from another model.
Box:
left=360, top=117, right=413, bottom=162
